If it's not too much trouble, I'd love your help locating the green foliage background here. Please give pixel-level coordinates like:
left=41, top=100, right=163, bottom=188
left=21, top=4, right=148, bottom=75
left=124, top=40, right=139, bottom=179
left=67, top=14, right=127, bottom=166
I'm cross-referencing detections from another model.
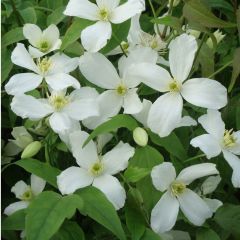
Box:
left=1, top=0, right=240, bottom=240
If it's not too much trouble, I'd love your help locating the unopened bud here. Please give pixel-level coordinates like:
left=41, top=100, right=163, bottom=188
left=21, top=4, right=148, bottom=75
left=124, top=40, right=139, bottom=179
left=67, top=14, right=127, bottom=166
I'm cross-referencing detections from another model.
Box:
left=133, top=127, right=148, bottom=147
left=21, top=141, right=42, bottom=159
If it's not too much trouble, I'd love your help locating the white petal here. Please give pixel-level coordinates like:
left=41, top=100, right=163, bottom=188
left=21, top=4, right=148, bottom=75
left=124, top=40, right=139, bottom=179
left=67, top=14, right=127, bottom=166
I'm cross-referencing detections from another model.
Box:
left=151, top=162, right=176, bottom=192
left=28, top=46, right=46, bottom=58
left=82, top=90, right=122, bottom=129
left=23, top=24, right=42, bottom=46
left=64, top=0, right=99, bottom=20
left=102, top=141, right=135, bottom=175
left=45, top=73, right=80, bottom=91
left=167, top=230, right=191, bottom=240
left=11, top=180, right=29, bottom=199
left=132, top=99, right=152, bottom=127
left=49, top=112, right=73, bottom=133
left=30, top=174, right=46, bottom=196
left=204, top=198, right=223, bottom=213
left=42, top=24, right=60, bottom=46
left=178, top=189, right=212, bottom=226
left=11, top=95, right=53, bottom=120
left=79, top=52, right=120, bottom=89
left=181, top=78, right=227, bottom=109
left=64, top=99, right=99, bottom=121
left=5, top=73, right=43, bottom=95
left=198, top=109, right=225, bottom=140
left=93, top=175, right=126, bottom=210
left=177, top=163, right=219, bottom=185
left=201, top=175, right=221, bottom=195
left=222, top=150, right=240, bottom=188
left=148, top=92, right=183, bottom=137
left=69, top=87, right=99, bottom=101
left=128, top=14, right=141, bottom=43
left=128, top=63, right=172, bottom=92
left=111, top=0, right=145, bottom=24
left=96, top=0, right=120, bottom=9
left=11, top=43, right=38, bottom=73
left=81, top=21, right=112, bottom=52
left=57, top=167, right=93, bottom=195
left=151, top=191, right=179, bottom=234
left=4, top=201, right=29, bottom=216
left=49, top=53, right=78, bottom=74
left=229, top=131, right=240, bottom=155
left=177, top=116, right=197, bottom=128
left=96, top=133, right=113, bottom=153
left=190, top=134, right=222, bottom=159
left=69, top=130, right=98, bottom=169
left=169, top=34, right=197, bottom=82
left=123, top=88, right=142, bottom=114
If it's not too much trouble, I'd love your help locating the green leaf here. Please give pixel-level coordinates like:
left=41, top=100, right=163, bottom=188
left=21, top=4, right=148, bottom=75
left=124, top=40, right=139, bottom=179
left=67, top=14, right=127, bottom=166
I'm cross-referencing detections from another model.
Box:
left=47, top=6, right=66, bottom=25
left=214, top=204, right=240, bottom=235
left=26, top=191, right=83, bottom=240
left=1, top=48, right=13, bottom=84
left=61, top=18, right=93, bottom=51
left=202, top=0, right=234, bottom=12
left=76, top=186, right=126, bottom=240
left=140, top=228, right=162, bottom=240
left=228, top=48, right=240, bottom=92
left=2, top=27, right=25, bottom=47
left=183, top=0, right=236, bottom=28
left=125, top=193, right=146, bottom=240
left=124, top=166, right=151, bottom=183
left=83, top=114, right=139, bottom=147
left=51, top=221, right=85, bottom=240
left=151, top=15, right=183, bottom=32
left=196, top=228, right=220, bottom=240
left=1, top=209, right=26, bottom=231
left=20, top=7, right=37, bottom=24
left=101, top=20, right=131, bottom=54
left=148, top=131, right=187, bottom=160
left=15, top=158, right=61, bottom=188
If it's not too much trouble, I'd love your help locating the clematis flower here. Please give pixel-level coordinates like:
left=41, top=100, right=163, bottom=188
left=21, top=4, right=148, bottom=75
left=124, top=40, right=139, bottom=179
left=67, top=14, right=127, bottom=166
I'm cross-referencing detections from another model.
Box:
left=10, top=87, right=99, bottom=134
left=4, top=174, right=46, bottom=216
left=150, top=162, right=219, bottom=233
left=57, top=130, right=135, bottom=209
left=64, top=0, right=145, bottom=52
left=190, top=109, right=240, bottom=188
left=128, top=34, right=227, bottom=137
left=23, top=24, right=62, bottom=58
left=5, top=43, right=80, bottom=95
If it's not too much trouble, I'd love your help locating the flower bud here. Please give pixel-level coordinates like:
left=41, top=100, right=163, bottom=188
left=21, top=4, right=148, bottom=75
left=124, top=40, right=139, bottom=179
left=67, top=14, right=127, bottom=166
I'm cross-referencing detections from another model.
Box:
left=133, top=127, right=148, bottom=147
left=206, top=30, right=225, bottom=49
left=21, top=141, right=42, bottom=159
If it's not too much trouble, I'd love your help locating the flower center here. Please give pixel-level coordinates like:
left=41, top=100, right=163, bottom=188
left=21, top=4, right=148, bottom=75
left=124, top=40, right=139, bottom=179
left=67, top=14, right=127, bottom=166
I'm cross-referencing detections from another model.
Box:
left=223, top=129, right=236, bottom=148
left=99, top=8, right=110, bottom=21
left=169, top=79, right=181, bottom=92
left=150, top=38, right=158, bottom=49
left=116, top=84, right=127, bottom=96
left=38, top=40, right=51, bottom=52
left=21, top=189, right=33, bottom=201
left=121, top=41, right=129, bottom=52
left=90, top=162, right=104, bottom=176
left=49, top=93, right=69, bottom=111
left=37, top=57, right=51, bottom=74
left=171, top=181, right=186, bottom=196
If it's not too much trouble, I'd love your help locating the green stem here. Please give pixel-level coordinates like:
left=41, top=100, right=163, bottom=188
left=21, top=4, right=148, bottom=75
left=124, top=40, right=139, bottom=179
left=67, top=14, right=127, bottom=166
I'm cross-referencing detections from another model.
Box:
left=112, top=32, right=128, bottom=57
left=208, top=60, right=233, bottom=79
left=9, top=0, right=22, bottom=26
left=161, top=0, right=174, bottom=39
left=184, top=154, right=206, bottom=163
left=148, top=0, right=161, bottom=37
left=34, top=6, right=53, bottom=12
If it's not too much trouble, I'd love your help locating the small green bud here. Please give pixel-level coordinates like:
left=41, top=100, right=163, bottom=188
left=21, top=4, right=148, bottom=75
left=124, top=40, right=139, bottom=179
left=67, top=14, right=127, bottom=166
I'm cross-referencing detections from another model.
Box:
left=133, top=127, right=148, bottom=147
left=21, top=141, right=42, bottom=159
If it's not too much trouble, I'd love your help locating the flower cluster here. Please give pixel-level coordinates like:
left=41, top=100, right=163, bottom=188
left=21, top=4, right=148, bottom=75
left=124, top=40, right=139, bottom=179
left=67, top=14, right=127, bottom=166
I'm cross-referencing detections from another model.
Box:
left=3, top=0, right=239, bottom=238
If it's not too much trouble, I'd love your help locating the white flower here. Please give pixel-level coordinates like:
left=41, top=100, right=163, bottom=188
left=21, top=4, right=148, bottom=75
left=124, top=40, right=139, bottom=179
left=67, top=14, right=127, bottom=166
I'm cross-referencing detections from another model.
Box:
left=206, top=30, right=225, bottom=49
left=133, top=99, right=197, bottom=129
left=10, top=126, right=33, bottom=149
left=198, top=176, right=223, bottom=213
left=4, top=174, right=46, bottom=216
left=79, top=51, right=145, bottom=116
left=23, top=24, right=62, bottom=58
left=190, top=109, right=240, bottom=188
left=5, top=43, right=80, bottom=95
left=64, top=0, right=145, bottom=52
left=57, top=130, right=135, bottom=210
left=150, top=162, right=219, bottom=233
left=129, top=34, right=227, bottom=137
left=10, top=87, right=99, bottom=134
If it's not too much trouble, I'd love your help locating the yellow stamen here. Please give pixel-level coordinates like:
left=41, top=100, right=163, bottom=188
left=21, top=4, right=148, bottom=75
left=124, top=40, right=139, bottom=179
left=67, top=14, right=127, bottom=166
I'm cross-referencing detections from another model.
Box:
left=171, top=181, right=186, bottom=196
left=169, top=79, right=181, bottom=92
left=37, top=57, right=51, bottom=74
left=49, top=93, right=69, bottom=111
left=223, top=129, right=236, bottom=148
left=90, top=162, right=104, bottom=176
left=21, top=189, right=33, bottom=201
left=38, top=40, right=51, bottom=52
left=99, top=8, right=110, bottom=21
left=116, top=84, right=127, bottom=96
